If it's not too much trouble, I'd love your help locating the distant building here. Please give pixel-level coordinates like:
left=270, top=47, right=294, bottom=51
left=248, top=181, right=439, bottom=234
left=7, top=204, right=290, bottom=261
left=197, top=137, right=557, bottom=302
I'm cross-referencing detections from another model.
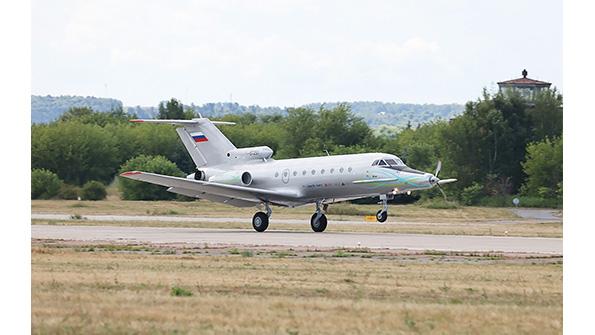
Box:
left=497, top=69, right=551, bottom=100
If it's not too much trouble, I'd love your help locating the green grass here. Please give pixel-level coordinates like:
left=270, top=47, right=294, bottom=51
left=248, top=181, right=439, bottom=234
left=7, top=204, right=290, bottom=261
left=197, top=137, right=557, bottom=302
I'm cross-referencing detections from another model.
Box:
left=170, top=286, right=193, bottom=297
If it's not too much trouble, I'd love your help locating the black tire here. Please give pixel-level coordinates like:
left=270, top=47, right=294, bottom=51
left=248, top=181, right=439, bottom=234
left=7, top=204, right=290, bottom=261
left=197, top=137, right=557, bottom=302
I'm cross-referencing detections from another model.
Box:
left=310, top=213, right=328, bottom=232
left=376, top=210, right=388, bottom=223
left=252, top=212, right=269, bottom=232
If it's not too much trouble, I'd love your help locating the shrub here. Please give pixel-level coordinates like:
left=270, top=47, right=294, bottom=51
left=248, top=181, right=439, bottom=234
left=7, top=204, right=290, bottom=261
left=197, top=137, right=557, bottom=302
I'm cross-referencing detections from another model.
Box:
left=460, top=183, right=484, bottom=205
left=118, top=155, right=185, bottom=200
left=58, top=184, right=80, bottom=200
left=31, top=169, right=62, bottom=199
left=81, top=181, right=107, bottom=200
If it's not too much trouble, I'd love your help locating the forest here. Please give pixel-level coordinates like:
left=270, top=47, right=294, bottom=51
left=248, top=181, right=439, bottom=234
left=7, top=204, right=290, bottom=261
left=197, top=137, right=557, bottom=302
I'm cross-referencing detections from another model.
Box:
left=31, top=89, right=562, bottom=207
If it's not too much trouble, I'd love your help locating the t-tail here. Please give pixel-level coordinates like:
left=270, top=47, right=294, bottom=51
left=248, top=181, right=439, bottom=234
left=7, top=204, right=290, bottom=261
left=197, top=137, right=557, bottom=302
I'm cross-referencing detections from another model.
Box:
left=130, top=118, right=237, bottom=167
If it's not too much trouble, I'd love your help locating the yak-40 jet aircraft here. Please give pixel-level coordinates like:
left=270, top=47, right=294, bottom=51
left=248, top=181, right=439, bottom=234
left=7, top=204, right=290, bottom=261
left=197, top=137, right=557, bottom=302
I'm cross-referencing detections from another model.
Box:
left=120, top=118, right=457, bottom=232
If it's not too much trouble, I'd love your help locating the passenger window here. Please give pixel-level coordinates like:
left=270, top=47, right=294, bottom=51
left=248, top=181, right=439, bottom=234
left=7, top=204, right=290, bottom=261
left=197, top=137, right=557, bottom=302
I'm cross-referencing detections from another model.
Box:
left=340, top=167, right=344, bottom=173
left=293, top=171, right=297, bottom=176
left=311, top=169, right=316, bottom=175
left=348, top=167, right=353, bottom=172
left=275, top=172, right=279, bottom=177
left=321, top=169, right=325, bottom=174
left=330, top=168, right=334, bottom=174
left=302, top=170, right=306, bottom=175
left=283, top=171, right=288, bottom=177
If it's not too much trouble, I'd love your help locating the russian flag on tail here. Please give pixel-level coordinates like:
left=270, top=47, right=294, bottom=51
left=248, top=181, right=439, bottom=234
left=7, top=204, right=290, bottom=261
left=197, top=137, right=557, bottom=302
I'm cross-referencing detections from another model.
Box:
left=190, top=131, right=208, bottom=143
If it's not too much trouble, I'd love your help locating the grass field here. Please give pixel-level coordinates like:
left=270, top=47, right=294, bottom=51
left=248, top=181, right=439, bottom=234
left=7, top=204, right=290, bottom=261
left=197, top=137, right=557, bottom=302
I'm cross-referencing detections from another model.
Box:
left=32, top=241, right=562, bottom=334
left=32, top=200, right=562, bottom=237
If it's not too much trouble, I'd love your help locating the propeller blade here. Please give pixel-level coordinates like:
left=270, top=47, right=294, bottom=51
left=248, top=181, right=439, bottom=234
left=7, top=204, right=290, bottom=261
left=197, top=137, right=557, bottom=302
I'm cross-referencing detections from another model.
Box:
left=437, top=178, right=457, bottom=185
left=437, top=184, right=447, bottom=201
left=434, top=160, right=442, bottom=177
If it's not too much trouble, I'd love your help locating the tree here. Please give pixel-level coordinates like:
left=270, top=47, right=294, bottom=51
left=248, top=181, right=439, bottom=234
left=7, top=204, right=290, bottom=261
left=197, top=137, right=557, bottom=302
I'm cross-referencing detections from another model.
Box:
left=521, top=137, right=562, bottom=197
left=283, top=108, right=320, bottom=157
left=439, top=90, right=530, bottom=194
left=118, top=155, right=184, bottom=200
left=59, top=106, right=132, bottom=126
left=527, top=89, right=563, bottom=141
left=31, top=122, right=119, bottom=185
left=31, top=169, right=62, bottom=199
left=318, top=103, right=371, bottom=147
left=158, top=98, right=196, bottom=120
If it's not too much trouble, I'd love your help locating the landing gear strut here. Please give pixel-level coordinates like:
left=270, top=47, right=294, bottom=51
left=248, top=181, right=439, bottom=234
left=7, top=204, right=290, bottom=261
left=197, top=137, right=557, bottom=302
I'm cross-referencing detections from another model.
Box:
left=310, top=201, right=328, bottom=232
left=252, top=202, right=272, bottom=232
left=376, top=194, right=389, bottom=223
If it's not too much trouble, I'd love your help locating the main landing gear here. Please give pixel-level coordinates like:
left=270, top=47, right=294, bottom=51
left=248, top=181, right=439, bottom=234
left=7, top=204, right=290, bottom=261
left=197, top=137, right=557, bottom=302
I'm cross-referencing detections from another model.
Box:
left=310, top=201, right=328, bottom=232
left=376, top=194, right=389, bottom=223
left=252, top=201, right=330, bottom=233
left=252, top=202, right=272, bottom=232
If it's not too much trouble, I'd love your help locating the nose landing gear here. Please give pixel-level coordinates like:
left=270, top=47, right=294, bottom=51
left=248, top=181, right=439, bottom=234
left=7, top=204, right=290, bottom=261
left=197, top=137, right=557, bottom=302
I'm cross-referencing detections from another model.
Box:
left=310, top=201, right=328, bottom=232
left=376, top=194, right=389, bottom=223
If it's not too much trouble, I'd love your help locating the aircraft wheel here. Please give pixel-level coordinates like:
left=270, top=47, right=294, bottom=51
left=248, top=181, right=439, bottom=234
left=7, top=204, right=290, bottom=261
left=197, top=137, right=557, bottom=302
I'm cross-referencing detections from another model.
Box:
left=252, top=212, right=269, bottom=232
left=310, top=213, right=327, bottom=232
left=376, top=210, right=388, bottom=223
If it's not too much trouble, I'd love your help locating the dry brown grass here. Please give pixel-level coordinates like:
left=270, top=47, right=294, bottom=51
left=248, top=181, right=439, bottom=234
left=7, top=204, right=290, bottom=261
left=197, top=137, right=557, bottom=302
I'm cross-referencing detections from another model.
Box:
left=32, top=199, right=520, bottom=221
left=32, top=241, right=562, bottom=334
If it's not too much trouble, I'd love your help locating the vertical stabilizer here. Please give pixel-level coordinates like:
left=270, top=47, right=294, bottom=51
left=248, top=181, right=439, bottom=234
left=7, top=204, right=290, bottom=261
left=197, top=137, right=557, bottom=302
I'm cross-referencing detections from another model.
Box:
left=130, top=118, right=236, bottom=167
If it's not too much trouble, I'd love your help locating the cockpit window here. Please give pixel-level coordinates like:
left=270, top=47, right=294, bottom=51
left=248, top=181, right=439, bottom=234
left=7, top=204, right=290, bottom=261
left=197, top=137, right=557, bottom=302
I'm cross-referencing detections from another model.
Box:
left=385, top=158, right=406, bottom=167
left=372, top=160, right=379, bottom=166
left=378, top=160, right=387, bottom=166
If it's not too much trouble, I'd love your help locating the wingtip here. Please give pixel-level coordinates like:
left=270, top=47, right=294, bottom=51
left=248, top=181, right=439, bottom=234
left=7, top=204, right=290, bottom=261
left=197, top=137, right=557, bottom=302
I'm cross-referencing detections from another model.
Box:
left=120, top=171, right=142, bottom=177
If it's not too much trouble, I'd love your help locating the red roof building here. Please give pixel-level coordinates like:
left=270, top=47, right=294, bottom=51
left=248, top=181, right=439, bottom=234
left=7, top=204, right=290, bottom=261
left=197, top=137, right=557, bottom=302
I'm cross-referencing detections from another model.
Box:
left=497, top=69, right=551, bottom=100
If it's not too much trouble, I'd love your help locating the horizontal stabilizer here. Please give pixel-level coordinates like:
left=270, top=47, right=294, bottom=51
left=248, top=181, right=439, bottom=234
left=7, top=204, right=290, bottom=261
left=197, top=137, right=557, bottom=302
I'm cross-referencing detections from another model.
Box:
left=130, top=119, right=236, bottom=126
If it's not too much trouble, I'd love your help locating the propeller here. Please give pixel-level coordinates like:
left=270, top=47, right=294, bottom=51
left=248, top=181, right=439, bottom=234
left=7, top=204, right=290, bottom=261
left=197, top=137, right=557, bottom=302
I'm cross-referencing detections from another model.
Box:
left=434, top=160, right=442, bottom=178
left=437, top=184, right=448, bottom=201
left=430, top=160, right=457, bottom=200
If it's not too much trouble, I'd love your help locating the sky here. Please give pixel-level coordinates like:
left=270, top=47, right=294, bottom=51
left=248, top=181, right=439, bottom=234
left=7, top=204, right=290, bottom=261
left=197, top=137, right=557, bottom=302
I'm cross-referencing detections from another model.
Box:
left=32, top=0, right=562, bottom=107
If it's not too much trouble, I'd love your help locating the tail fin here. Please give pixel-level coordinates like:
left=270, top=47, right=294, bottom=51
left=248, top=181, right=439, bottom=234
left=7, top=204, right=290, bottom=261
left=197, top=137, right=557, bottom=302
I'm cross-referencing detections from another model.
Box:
left=130, top=118, right=236, bottom=167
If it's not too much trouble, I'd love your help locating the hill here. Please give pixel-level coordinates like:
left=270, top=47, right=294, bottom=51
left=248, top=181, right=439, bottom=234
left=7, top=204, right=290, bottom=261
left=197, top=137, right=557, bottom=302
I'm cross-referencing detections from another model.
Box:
left=31, top=95, right=464, bottom=129
left=31, top=95, right=123, bottom=123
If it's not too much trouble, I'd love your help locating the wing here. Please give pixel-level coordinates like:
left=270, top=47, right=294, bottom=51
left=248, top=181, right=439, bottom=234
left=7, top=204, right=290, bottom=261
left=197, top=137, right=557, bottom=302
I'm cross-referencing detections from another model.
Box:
left=120, top=171, right=298, bottom=206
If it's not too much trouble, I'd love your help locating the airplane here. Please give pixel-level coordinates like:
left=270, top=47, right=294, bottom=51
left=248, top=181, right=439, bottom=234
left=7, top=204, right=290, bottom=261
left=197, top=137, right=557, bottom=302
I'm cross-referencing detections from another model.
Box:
left=120, top=117, right=457, bottom=232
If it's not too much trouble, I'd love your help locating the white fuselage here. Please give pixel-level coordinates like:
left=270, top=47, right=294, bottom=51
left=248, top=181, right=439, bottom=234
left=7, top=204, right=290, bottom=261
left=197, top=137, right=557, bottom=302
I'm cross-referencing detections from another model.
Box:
left=191, top=152, right=435, bottom=207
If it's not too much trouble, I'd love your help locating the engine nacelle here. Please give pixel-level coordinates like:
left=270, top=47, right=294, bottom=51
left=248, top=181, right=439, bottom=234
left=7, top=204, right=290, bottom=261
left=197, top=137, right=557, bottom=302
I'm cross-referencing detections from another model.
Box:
left=226, top=146, right=273, bottom=161
left=208, top=171, right=253, bottom=186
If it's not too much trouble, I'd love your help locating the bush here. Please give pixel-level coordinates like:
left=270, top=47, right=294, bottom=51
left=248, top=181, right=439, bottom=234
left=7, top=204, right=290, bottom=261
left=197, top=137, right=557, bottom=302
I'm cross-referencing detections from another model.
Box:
left=58, top=184, right=80, bottom=200
left=460, top=182, right=484, bottom=205
left=118, top=155, right=184, bottom=200
left=81, top=181, right=107, bottom=200
left=31, top=169, right=62, bottom=199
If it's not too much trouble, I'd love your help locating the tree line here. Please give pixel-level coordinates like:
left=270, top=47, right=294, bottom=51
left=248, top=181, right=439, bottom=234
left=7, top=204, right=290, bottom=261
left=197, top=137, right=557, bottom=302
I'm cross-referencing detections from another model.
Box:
left=31, top=89, right=563, bottom=206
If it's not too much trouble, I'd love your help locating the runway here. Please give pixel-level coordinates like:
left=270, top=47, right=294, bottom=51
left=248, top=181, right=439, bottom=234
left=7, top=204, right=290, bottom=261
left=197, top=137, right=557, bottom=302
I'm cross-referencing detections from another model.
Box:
left=31, top=224, right=562, bottom=254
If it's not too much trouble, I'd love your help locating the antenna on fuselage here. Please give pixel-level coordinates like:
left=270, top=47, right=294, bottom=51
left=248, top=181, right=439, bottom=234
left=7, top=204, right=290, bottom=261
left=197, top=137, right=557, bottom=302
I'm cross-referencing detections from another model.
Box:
left=324, top=149, right=330, bottom=156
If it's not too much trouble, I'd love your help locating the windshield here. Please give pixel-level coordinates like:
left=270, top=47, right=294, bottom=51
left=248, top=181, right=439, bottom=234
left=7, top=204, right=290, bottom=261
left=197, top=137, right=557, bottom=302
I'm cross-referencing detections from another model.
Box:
left=373, top=158, right=406, bottom=167
left=372, top=157, right=425, bottom=175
